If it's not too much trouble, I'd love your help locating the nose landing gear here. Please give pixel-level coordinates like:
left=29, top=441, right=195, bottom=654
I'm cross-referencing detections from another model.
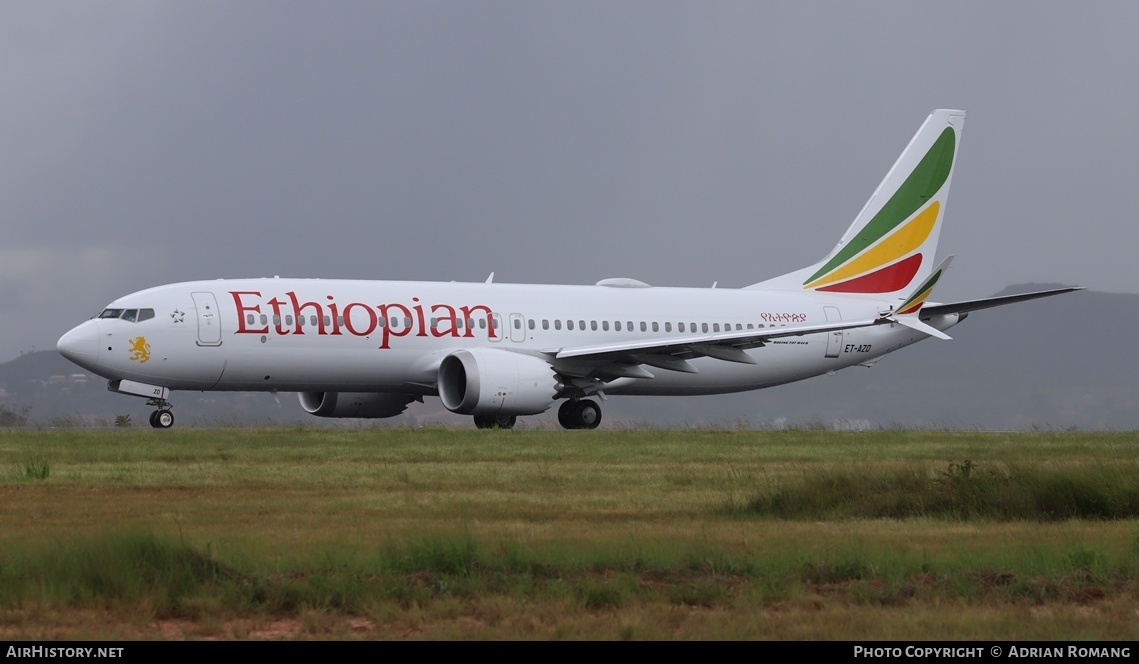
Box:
left=146, top=397, right=174, bottom=429
left=148, top=409, right=174, bottom=428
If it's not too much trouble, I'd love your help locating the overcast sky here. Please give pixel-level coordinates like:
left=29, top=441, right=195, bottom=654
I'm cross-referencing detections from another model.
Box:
left=3, top=1, right=1135, bottom=362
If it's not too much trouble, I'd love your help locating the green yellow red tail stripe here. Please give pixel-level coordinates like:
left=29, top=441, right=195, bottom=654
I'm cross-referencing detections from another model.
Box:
left=803, top=126, right=956, bottom=293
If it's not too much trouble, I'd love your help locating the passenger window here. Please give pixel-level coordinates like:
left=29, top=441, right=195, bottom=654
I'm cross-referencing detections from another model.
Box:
left=479, top=319, right=487, bottom=330
left=273, top=315, right=281, bottom=325
left=513, top=318, right=521, bottom=329
left=311, top=315, right=318, bottom=327
left=652, top=322, right=659, bottom=332
left=285, top=315, right=293, bottom=326
left=713, top=323, right=720, bottom=332
left=664, top=322, right=671, bottom=332
left=627, top=321, right=634, bottom=331
left=431, top=318, right=439, bottom=329
left=528, top=319, right=535, bottom=330
left=554, top=320, right=562, bottom=330
left=247, top=314, right=255, bottom=325
left=602, top=321, right=609, bottom=331
left=261, top=314, right=268, bottom=325
left=567, top=320, right=575, bottom=331
left=640, top=321, right=647, bottom=332
left=591, top=321, right=597, bottom=331
left=324, top=316, right=331, bottom=327
left=702, top=323, right=709, bottom=333
left=679, top=322, right=686, bottom=333
left=542, top=319, right=549, bottom=330
left=579, top=320, right=585, bottom=330
left=615, top=321, right=621, bottom=331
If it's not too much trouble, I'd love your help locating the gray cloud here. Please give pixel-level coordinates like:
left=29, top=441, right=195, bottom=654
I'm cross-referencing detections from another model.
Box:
left=3, top=1, right=1135, bottom=361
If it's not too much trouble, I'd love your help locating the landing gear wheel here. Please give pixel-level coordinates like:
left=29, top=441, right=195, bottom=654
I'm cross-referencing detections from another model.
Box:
left=151, top=409, right=174, bottom=429
left=558, top=400, right=578, bottom=429
left=474, top=414, right=517, bottom=429
left=558, top=399, right=602, bottom=430
left=575, top=400, right=601, bottom=429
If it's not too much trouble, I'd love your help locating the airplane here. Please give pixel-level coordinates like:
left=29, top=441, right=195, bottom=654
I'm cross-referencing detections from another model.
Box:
left=57, top=109, right=1080, bottom=430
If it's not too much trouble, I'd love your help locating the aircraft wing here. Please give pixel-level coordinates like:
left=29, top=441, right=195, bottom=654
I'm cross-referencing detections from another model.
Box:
left=551, top=317, right=883, bottom=373
left=920, top=286, right=1084, bottom=317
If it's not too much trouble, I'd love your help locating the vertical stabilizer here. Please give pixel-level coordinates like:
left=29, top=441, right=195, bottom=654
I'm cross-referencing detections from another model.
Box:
left=749, top=109, right=966, bottom=297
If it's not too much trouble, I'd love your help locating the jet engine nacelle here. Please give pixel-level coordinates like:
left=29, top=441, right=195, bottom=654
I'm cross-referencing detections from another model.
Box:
left=298, top=391, right=414, bottom=418
left=438, top=348, right=558, bottom=416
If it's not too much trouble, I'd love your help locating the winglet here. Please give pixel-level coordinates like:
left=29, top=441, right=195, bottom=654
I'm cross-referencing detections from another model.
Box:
left=896, top=255, right=952, bottom=315
left=881, top=255, right=953, bottom=340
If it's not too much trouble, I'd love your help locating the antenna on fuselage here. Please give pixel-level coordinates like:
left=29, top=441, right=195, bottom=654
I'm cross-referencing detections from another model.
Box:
left=485, top=272, right=495, bottom=284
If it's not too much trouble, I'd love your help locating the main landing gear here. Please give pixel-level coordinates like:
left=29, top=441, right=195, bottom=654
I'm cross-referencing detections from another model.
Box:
left=146, top=397, right=174, bottom=429
left=558, top=399, right=602, bottom=430
left=473, top=414, right=517, bottom=429
left=470, top=399, right=602, bottom=430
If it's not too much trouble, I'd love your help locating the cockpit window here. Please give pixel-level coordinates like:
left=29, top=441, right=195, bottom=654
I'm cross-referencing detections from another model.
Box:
left=97, top=307, right=155, bottom=322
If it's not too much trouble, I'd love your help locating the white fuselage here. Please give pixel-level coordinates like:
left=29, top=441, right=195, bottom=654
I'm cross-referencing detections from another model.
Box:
left=57, top=277, right=959, bottom=396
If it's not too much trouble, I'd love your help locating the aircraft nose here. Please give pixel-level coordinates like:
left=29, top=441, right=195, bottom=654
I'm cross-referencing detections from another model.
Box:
left=57, top=321, right=100, bottom=367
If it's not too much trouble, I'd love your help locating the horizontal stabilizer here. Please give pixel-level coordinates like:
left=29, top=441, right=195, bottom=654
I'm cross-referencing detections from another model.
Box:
left=921, top=287, right=1085, bottom=317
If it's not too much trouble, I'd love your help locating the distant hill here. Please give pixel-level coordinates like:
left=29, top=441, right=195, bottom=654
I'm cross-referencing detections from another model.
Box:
left=4, top=286, right=1130, bottom=429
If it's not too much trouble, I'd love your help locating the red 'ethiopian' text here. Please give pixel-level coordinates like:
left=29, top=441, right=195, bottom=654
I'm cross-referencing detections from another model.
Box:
left=230, top=291, right=498, bottom=349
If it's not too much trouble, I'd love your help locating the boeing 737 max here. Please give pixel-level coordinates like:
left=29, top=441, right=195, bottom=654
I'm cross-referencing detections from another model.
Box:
left=57, top=109, right=1080, bottom=429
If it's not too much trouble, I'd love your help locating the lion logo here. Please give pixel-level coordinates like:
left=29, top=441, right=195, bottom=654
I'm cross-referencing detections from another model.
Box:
left=128, top=336, right=151, bottom=364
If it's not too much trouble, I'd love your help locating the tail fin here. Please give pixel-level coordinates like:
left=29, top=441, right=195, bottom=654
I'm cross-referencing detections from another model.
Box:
left=749, top=109, right=966, bottom=296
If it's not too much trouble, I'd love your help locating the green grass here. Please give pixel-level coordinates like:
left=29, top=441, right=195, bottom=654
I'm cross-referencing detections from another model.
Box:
left=739, top=459, right=1139, bottom=520
left=2, top=427, right=1139, bottom=639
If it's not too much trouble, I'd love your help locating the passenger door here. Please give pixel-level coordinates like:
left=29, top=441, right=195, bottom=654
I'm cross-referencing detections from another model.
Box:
left=191, top=292, right=223, bottom=346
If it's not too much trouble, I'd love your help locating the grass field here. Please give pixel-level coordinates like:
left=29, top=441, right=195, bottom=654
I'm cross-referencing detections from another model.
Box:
left=2, top=426, right=1139, bottom=640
